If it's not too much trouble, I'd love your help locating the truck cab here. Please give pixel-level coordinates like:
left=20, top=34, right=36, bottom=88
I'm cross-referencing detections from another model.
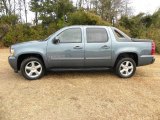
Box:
left=47, top=26, right=112, bottom=68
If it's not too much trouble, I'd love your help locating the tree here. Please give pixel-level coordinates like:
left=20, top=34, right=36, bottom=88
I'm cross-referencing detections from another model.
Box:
left=124, top=0, right=132, bottom=16
left=30, top=0, right=75, bottom=25
left=1, top=0, right=9, bottom=15
left=23, top=0, right=28, bottom=23
left=18, top=0, right=22, bottom=22
left=30, top=0, right=39, bottom=25
left=77, top=0, right=129, bottom=23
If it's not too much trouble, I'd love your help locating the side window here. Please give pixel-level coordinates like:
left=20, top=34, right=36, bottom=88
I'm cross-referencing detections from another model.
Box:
left=86, top=28, right=108, bottom=43
left=57, top=28, right=82, bottom=43
left=114, top=30, right=125, bottom=38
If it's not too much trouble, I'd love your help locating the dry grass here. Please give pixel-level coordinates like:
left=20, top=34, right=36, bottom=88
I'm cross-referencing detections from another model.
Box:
left=0, top=48, right=160, bottom=120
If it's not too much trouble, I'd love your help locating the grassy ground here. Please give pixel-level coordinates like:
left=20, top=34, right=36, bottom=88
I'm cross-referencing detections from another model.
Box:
left=0, top=48, right=160, bottom=120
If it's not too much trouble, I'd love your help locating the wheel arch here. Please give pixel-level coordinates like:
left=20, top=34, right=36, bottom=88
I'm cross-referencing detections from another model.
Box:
left=114, top=52, right=139, bottom=67
left=17, top=53, right=46, bottom=71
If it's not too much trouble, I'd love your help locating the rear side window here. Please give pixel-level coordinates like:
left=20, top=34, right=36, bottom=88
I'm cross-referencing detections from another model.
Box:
left=114, top=30, right=125, bottom=38
left=111, top=28, right=131, bottom=42
left=86, top=28, right=108, bottom=43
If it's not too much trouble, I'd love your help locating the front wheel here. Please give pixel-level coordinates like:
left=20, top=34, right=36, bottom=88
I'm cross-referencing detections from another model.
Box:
left=20, top=57, right=45, bottom=80
left=115, top=58, right=136, bottom=78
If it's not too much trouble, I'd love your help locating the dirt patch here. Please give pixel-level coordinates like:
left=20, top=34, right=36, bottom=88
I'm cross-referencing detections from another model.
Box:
left=0, top=48, right=160, bottom=120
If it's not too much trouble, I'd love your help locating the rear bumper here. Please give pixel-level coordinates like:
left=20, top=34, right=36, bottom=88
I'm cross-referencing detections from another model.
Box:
left=8, top=56, right=18, bottom=72
left=151, top=57, right=155, bottom=64
left=138, top=55, right=155, bottom=66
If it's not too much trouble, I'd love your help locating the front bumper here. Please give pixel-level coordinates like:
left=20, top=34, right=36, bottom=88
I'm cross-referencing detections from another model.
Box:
left=8, top=56, right=18, bottom=72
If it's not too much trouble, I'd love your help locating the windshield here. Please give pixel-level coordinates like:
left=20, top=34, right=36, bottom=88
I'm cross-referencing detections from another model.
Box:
left=44, top=34, right=53, bottom=41
left=43, top=29, right=61, bottom=41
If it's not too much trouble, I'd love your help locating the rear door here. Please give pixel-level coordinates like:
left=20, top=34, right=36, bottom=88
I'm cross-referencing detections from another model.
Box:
left=84, top=27, right=112, bottom=67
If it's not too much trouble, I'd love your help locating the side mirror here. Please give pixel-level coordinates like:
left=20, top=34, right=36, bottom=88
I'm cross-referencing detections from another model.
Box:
left=53, top=37, right=60, bottom=44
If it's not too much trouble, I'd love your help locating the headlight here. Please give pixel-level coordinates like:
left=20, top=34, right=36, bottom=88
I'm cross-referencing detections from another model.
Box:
left=10, top=48, right=15, bottom=56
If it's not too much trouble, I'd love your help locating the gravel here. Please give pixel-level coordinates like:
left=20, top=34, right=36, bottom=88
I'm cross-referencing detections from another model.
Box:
left=0, top=48, right=160, bottom=120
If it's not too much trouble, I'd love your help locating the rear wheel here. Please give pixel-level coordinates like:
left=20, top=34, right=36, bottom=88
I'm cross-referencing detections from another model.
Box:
left=20, top=57, right=45, bottom=80
left=116, top=58, right=136, bottom=78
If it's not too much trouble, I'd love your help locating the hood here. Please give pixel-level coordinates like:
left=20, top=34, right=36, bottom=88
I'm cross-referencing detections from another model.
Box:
left=11, top=40, right=47, bottom=48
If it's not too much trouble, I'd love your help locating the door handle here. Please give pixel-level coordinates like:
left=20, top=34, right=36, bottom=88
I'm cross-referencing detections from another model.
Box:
left=101, top=45, right=110, bottom=49
left=73, top=46, right=83, bottom=49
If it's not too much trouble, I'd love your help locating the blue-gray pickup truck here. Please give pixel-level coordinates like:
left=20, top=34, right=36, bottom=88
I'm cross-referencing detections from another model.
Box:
left=8, top=26, right=155, bottom=80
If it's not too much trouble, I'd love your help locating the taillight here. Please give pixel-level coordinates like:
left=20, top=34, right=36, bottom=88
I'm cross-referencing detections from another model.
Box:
left=151, top=41, right=156, bottom=55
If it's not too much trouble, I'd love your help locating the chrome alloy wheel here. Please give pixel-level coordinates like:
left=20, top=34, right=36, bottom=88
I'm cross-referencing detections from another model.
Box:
left=119, top=61, right=134, bottom=77
left=25, top=61, right=42, bottom=78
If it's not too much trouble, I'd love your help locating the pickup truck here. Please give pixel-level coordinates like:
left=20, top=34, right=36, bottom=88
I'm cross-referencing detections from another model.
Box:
left=8, top=26, right=155, bottom=80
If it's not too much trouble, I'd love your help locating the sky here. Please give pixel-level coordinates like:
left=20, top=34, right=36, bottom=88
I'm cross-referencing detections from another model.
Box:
left=131, top=0, right=160, bottom=15
left=24, top=0, right=160, bottom=23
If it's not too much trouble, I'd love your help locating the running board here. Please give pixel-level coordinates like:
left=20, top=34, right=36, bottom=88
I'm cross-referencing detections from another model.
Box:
left=48, top=67, right=111, bottom=72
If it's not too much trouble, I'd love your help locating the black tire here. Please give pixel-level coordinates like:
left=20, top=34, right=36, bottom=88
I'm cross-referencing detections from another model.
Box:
left=20, top=57, right=45, bottom=80
left=115, top=57, right=136, bottom=78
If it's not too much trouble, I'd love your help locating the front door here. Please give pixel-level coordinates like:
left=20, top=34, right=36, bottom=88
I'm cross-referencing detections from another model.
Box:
left=47, top=27, right=84, bottom=68
left=84, top=27, right=112, bottom=67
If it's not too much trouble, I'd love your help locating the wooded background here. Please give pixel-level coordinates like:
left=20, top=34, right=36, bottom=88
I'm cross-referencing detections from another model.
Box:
left=0, top=0, right=160, bottom=53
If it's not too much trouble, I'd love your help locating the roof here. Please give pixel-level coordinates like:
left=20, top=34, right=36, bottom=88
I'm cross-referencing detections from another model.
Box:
left=64, top=25, right=112, bottom=28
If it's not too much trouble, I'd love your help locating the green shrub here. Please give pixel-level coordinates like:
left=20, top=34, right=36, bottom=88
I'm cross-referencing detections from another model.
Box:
left=0, top=15, right=18, bottom=25
left=68, top=10, right=110, bottom=26
left=0, top=11, right=160, bottom=54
